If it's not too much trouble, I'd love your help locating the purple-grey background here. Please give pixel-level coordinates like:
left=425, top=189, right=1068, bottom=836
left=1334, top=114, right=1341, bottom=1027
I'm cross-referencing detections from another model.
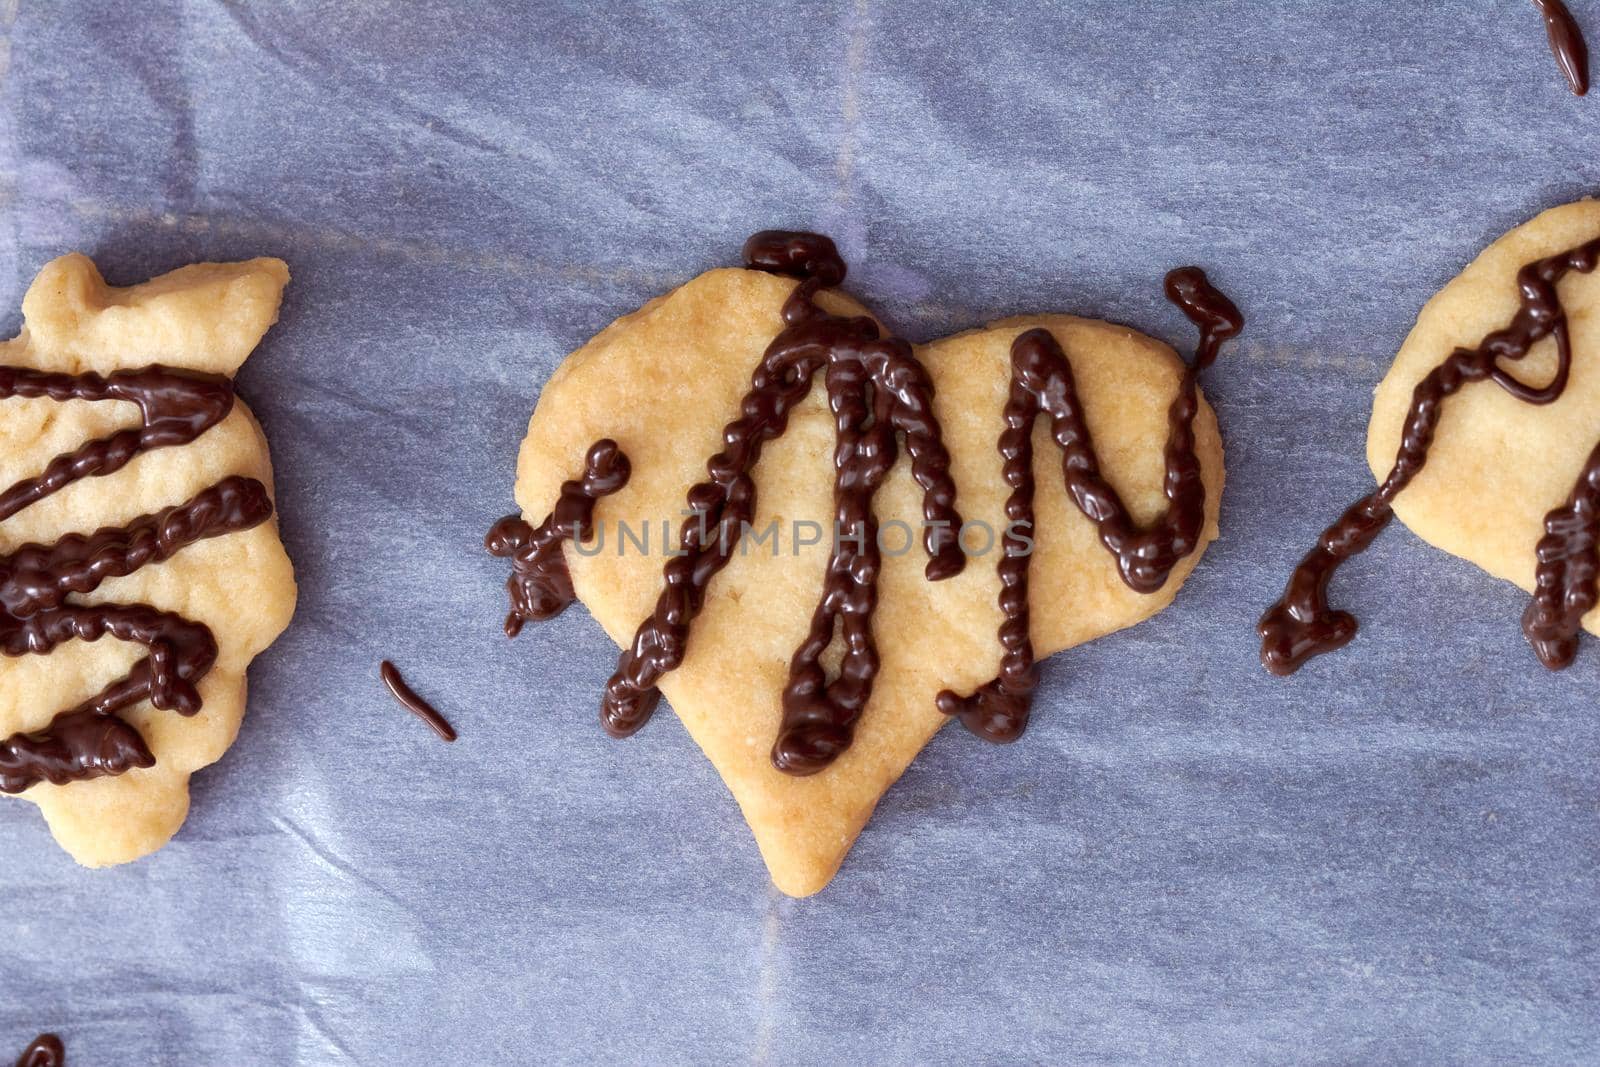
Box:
left=2, top=1, right=1597, bottom=1063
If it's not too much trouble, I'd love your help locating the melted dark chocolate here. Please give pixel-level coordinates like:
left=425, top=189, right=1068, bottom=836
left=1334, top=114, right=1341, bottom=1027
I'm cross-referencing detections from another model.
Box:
left=1522, top=440, right=1600, bottom=668
left=0, top=366, right=235, bottom=522
left=1534, top=0, right=1589, bottom=95
left=0, top=365, right=272, bottom=793
left=597, top=231, right=965, bottom=775
left=14, top=1034, right=63, bottom=1067
left=485, top=439, right=630, bottom=638
left=380, top=661, right=457, bottom=741
left=1259, top=236, right=1600, bottom=675
left=937, top=268, right=1242, bottom=742
left=493, top=231, right=1236, bottom=773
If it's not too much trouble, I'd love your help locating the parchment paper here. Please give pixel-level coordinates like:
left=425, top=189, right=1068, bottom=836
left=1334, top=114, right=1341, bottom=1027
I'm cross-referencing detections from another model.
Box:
left=2, top=1, right=1597, bottom=1063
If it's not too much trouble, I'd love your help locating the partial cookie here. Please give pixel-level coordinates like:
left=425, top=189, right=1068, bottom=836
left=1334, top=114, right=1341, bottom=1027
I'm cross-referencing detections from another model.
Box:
left=1371, top=200, right=1600, bottom=611
left=0, top=254, right=297, bottom=866
left=497, top=235, right=1232, bottom=896
left=1260, top=199, right=1600, bottom=674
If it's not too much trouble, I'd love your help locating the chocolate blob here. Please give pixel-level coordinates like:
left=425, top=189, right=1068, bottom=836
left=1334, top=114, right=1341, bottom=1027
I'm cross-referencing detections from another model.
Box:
left=14, top=1033, right=63, bottom=1067
left=486, top=439, right=630, bottom=638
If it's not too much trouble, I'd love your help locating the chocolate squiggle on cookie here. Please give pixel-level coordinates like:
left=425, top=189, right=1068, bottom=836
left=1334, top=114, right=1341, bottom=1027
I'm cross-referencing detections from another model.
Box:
left=493, top=232, right=1235, bottom=773
left=0, top=366, right=273, bottom=793
left=1258, top=236, right=1600, bottom=675
left=602, top=231, right=965, bottom=775
left=0, top=366, right=234, bottom=522
left=1522, top=440, right=1600, bottom=668
left=13, top=1034, right=63, bottom=1067
left=938, top=269, right=1241, bottom=742
left=485, top=439, right=630, bottom=637
left=1534, top=0, right=1589, bottom=96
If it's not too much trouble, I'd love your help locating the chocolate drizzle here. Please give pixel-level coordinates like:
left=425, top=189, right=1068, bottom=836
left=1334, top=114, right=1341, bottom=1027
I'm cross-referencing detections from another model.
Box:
left=1522, top=440, right=1600, bottom=668
left=380, top=661, right=457, bottom=741
left=493, top=231, right=1237, bottom=773
left=599, top=231, right=964, bottom=775
left=13, top=1034, right=63, bottom=1067
left=0, top=366, right=235, bottom=522
left=937, top=268, right=1241, bottom=742
left=1534, top=0, right=1589, bottom=96
left=485, top=439, right=630, bottom=638
left=1259, top=236, right=1600, bottom=675
left=0, top=365, right=272, bottom=793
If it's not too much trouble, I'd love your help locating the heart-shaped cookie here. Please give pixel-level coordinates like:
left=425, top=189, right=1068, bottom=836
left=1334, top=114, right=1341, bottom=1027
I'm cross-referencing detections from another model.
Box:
left=1260, top=200, right=1600, bottom=674
left=0, top=254, right=298, bottom=866
left=501, top=236, right=1230, bottom=896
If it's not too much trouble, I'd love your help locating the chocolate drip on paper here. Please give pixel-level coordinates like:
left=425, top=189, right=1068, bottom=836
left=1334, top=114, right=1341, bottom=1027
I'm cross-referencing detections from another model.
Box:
left=0, top=477, right=271, bottom=793
left=1259, top=236, right=1600, bottom=675
left=0, top=363, right=272, bottom=792
left=380, top=661, right=458, bottom=741
left=0, top=365, right=235, bottom=522
left=485, top=438, right=630, bottom=637
left=1534, top=0, right=1590, bottom=95
left=937, top=268, right=1242, bottom=742
left=14, top=1035, right=63, bottom=1067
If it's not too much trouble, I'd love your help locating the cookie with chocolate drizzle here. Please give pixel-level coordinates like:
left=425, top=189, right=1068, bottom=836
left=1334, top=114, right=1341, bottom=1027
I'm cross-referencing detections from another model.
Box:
left=492, top=231, right=1233, bottom=896
left=0, top=254, right=297, bottom=867
left=1260, top=200, right=1600, bottom=675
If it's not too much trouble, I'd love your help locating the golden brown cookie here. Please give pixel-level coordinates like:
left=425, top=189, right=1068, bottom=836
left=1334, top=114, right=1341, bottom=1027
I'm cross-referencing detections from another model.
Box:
left=501, top=237, right=1228, bottom=896
left=0, top=254, right=297, bottom=866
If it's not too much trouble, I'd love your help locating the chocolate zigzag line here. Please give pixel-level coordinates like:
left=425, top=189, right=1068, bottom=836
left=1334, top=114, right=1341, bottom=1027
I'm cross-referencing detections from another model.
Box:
left=13, top=1033, right=64, bottom=1067
left=938, top=270, right=1240, bottom=743
left=0, top=362, right=273, bottom=792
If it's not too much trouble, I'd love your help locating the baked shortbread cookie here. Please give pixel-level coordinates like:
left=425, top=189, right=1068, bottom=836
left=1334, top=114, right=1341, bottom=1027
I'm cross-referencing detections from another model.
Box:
left=493, top=232, right=1235, bottom=896
left=1260, top=200, right=1600, bottom=674
left=0, top=254, right=297, bottom=866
